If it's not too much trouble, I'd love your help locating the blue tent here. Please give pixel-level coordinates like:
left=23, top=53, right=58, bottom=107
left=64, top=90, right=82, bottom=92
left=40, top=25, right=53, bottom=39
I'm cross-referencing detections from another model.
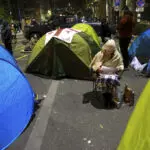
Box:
left=0, top=45, right=35, bottom=150
left=0, top=45, right=17, bottom=67
left=128, top=29, right=150, bottom=63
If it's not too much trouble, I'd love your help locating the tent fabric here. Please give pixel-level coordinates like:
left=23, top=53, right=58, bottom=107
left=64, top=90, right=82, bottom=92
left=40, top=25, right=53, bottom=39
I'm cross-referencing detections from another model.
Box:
left=0, top=45, right=18, bottom=67
left=26, top=28, right=100, bottom=79
left=72, top=23, right=101, bottom=47
left=117, top=80, right=150, bottom=150
left=0, top=46, right=34, bottom=150
left=128, top=29, right=150, bottom=63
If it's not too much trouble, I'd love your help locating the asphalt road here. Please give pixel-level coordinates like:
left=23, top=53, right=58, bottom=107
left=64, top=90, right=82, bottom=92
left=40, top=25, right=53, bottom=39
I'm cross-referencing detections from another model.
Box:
left=4, top=32, right=149, bottom=150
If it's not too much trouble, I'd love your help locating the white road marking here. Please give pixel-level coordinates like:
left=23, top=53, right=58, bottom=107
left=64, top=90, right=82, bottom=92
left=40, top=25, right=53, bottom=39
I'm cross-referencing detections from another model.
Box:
left=24, top=80, right=59, bottom=150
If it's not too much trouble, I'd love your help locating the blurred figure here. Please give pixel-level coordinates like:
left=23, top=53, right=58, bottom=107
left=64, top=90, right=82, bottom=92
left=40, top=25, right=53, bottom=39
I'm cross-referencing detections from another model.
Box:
left=25, top=17, right=31, bottom=25
left=101, top=18, right=111, bottom=43
left=31, top=18, right=38, bottom=26
left=22, top=36, right=38, bottom=52
left=117, top=10, right=135, bottom=69
left=18, top=22, right=21, bottom=32
left=11, top=23, right=17, bottom=43
left=21, top=18, right=26, bottom=32
left=74, top=14, right=78, bottom=23
left=1, top=21, right=13, bottom=55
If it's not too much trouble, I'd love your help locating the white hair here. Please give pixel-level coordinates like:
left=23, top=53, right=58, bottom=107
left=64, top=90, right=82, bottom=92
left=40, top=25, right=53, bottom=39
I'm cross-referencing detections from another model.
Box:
left=102, top=39, right=116, bottom=51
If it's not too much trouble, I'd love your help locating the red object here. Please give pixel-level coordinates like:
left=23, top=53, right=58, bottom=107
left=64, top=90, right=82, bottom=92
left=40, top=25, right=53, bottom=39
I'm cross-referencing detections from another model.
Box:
left=118, top=15, right=135, bottom=38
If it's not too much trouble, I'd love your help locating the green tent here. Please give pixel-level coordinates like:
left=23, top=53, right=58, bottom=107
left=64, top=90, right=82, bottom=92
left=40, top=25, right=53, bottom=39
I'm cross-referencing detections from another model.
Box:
left=117, top=80, right=150, bottom=150
left=26, top=28, right=100, bottom=79
left=72, top=23, right=101, bottom=47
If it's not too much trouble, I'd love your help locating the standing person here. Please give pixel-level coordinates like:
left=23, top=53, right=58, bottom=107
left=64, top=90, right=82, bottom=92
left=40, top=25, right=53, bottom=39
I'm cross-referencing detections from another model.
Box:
left=31, top=18, right=38, bottom=26
left=117, top=10, right=135, bottom=69
left=101, top=18, right=111, bottom=43
left=18, top=21, right=21, bottom=32
left=11, top=23, right=17, bottom=44
left=1, top=21, right=13, bottom=55
left=21, top=18, right=25, bottom=33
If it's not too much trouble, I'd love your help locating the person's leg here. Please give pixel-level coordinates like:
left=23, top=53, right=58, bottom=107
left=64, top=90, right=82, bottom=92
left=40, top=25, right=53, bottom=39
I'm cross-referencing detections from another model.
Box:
left=119, top=37, right=131, bottom=68
left=4, top=41, right=13, bottom=55
left=112, top=86, right=117, bottom=100
left=112, top=86, right=122, bottom=108
left=124, top=37, right=131, bottom=67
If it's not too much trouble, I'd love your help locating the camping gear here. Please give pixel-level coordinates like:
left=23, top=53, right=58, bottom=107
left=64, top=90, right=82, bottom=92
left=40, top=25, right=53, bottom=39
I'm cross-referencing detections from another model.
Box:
left=0, top=45, right=34, bottom=150
left=118, top=81, right=150, bottom=150
left=123, top=84, right=134, bottom=106
left=128, top=29, right=150, bottom=64
left=130, top=56, right=147, bottom=72
left=72, top=23, right=101, bottom=47
left=26, top=28, right=100, bottom=79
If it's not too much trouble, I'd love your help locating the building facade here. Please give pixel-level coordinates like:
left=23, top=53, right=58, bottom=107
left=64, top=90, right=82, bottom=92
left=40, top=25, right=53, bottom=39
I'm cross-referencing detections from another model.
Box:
left=1, top=0, right=149, bottom=22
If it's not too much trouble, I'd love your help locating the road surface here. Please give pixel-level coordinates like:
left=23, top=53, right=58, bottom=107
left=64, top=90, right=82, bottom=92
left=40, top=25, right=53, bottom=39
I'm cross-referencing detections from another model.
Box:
left=3, top=32, right=148, bottom=150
